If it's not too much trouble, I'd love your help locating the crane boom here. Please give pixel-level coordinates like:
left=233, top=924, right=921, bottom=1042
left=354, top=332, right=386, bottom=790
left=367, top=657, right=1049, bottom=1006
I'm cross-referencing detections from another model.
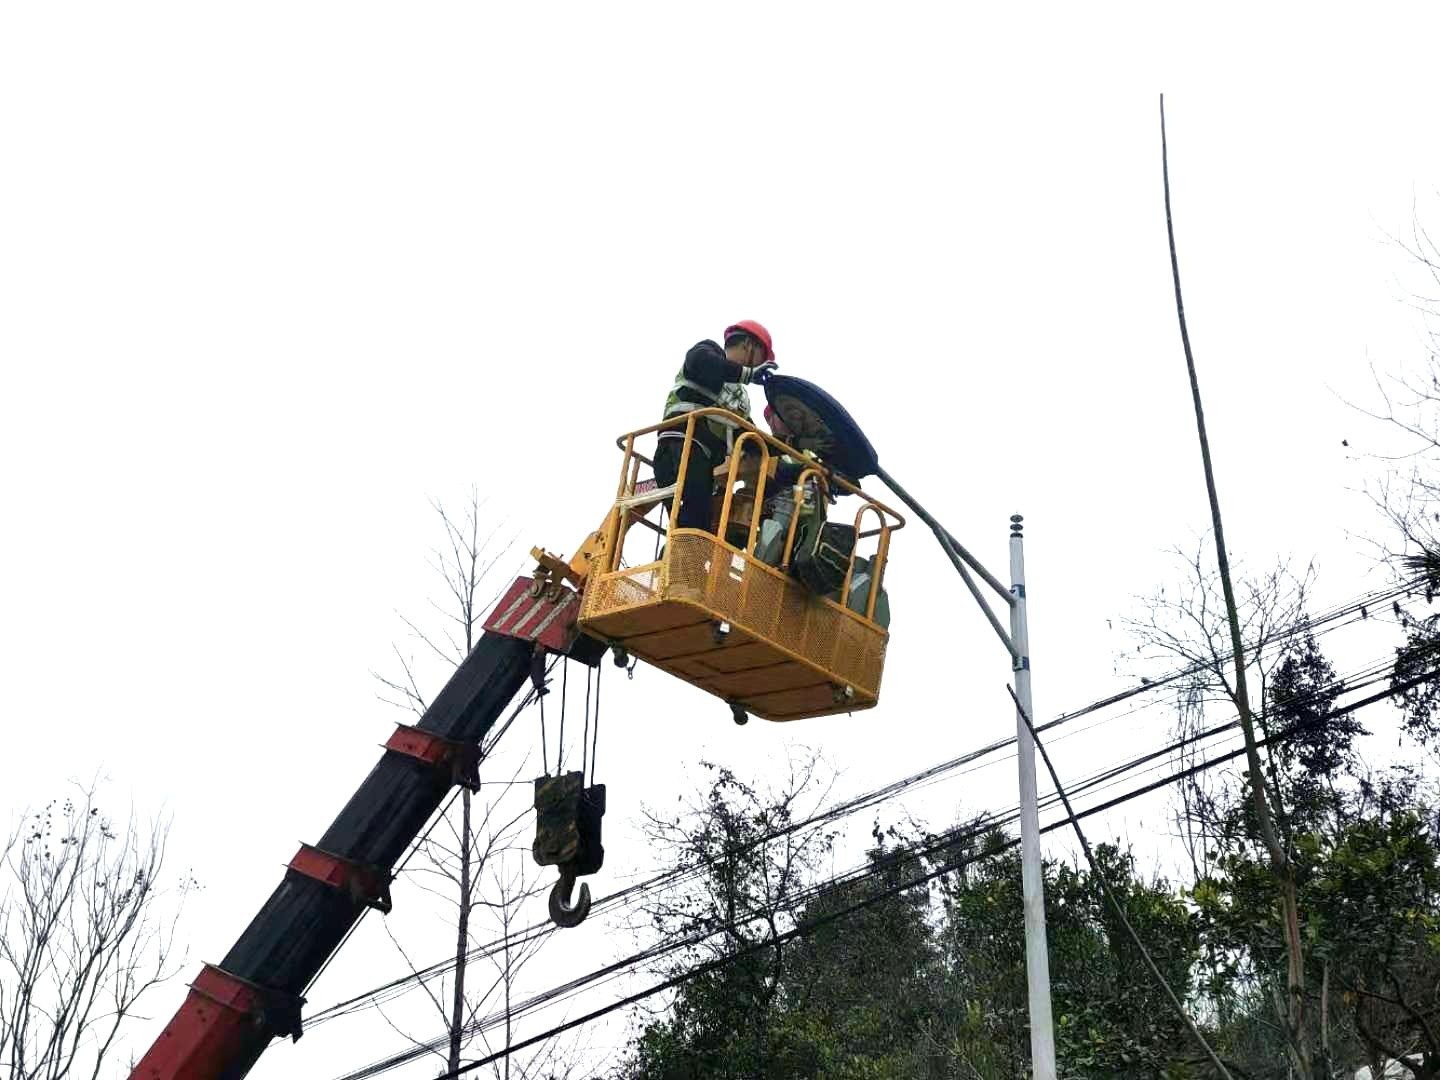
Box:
left=130, top=632, right=533, bottom=1080
left=127, top=389, right=900, bottom=1079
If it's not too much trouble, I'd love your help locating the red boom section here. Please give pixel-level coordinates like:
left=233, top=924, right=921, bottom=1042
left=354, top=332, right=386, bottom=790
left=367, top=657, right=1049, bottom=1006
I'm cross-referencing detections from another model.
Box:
left=129, top=966, right=298, bottom=1080
left=129, top=579, right=592, bottom=1080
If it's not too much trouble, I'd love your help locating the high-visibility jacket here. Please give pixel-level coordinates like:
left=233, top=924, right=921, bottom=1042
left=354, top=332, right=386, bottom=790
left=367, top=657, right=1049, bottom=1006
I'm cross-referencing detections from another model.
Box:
left=659, top=344, right=753, bottom=457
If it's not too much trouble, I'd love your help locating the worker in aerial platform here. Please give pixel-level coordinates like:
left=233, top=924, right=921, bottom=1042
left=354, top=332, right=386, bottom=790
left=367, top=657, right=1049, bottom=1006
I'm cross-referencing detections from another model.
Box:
left=756, top=402, right=828, bottom=573
left=654, top=320, right=777, bottom=531
left=760, top=401, right=882, bottom=618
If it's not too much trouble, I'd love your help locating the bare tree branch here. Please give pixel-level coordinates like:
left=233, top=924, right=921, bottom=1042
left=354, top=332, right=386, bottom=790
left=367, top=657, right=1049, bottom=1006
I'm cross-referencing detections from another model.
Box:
left=0, top=783, right=192, bottom=1080
left=369, top=489, right=574, bottom=1078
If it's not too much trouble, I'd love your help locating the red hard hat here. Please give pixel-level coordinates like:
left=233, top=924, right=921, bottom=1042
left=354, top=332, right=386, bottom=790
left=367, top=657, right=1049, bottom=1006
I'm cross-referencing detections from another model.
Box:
left=724, top=320, right=774, bottom=363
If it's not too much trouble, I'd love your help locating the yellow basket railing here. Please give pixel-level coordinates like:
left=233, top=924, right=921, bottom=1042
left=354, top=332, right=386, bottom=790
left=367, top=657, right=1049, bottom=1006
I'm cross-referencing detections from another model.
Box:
left=596, top=408, right=905, bottom=630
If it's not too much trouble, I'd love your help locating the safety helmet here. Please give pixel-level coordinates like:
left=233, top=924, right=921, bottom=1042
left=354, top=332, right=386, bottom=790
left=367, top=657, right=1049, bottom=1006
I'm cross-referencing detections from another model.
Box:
left=724, top=320, right=774, bottom=363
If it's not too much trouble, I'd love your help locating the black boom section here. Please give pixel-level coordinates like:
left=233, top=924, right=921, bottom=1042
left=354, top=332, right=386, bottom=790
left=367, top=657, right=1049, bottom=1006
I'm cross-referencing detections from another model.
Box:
left=318, top=632, right=533, bottom=859
left=220, top=632, right=533, bottom=994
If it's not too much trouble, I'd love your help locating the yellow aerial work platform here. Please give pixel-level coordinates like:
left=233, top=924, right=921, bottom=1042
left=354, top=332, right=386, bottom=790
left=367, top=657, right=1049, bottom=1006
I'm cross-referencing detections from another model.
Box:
left=576, top=409, right=904, bottom=722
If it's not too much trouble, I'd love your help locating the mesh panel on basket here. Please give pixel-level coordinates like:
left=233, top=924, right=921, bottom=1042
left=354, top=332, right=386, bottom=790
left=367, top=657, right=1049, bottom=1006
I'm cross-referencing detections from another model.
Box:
left=581, top=528, right=887, bottom=706
left=583, top=569, right=657, bottom=617
left=665, top=533, right=714, bottom=602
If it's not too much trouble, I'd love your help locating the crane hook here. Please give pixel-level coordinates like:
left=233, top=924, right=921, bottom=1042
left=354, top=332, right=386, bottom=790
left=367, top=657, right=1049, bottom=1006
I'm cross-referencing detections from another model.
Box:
left=548, top=867, right=592, bottom=928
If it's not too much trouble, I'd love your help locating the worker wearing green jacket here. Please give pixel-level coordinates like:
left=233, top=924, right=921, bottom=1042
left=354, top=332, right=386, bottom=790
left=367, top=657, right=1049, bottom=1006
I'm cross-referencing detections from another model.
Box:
left=655, top=320, right=777, bottom=532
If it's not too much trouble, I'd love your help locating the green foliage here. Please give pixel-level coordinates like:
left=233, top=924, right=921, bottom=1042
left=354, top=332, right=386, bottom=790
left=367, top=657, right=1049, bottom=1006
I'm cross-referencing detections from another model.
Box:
left=1190, top=763, right=1440, bottom=1077
left=616, top=620, right=1440, bottom=1079
left=624, top=830, right=939, bottom=1080
left=1267, top=631, right=1358, bottom=831
left=620, top=775, right=1206, bottom=1080
left=936, top=837, right=1202, bottom=1079
left=1307, top=774, right=1440, bottom=1076
left=1392, top=602, right=1440, bottom=746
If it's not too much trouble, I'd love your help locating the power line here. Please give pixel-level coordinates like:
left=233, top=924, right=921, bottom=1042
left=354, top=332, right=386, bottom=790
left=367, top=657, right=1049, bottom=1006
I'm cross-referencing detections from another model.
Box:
left=329, top=668, right=1439, bottom=1080
left=316, top=632, right=1398, bottom=1022
left=306, top=582, right=1415, bottom=1028
left=1012, top=683, right=1233, bottom=1079
left=395, top=716, right=1323, bottom=1080
left=302, top=664, right=555, bottom=998
left=337, top=793, right=1040, bottom=1080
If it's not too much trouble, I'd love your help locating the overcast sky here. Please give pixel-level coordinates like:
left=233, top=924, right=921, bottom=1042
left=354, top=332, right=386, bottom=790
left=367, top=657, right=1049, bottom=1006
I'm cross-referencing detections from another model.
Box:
left=6, top=4, right=1440, bottom=1077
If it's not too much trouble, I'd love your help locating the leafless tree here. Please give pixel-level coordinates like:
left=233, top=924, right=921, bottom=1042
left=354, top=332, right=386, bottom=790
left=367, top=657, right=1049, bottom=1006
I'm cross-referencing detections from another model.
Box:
left=1161, top=99, right=1318, bottom=1076
left=1126, top=543, right=1329, bottom=1070
left=1127, top=544, right=1319, bottom=860
left=375, top=751, right=560, bottom=1080
left=0, top=784, right=192, bottom=1080
left=371, top=489, right=570, bottom=1078
left=373, top=488, right=516, bottom=716
left=1350, top=203, right=1440, bottom=577
left=1356, top=366, right=1440, bottom=579
left=464, top=824, right=572, bottom=1080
